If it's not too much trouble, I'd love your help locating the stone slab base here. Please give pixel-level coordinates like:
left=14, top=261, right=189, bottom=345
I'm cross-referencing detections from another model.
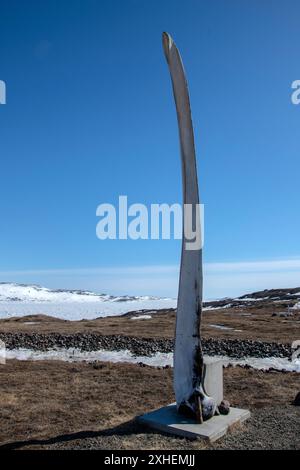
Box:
left=137, top=403, right=250, bottom=443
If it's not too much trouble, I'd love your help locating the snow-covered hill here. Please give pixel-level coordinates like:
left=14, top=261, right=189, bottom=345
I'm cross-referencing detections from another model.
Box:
left=0, top=283, right=299, bottom=321
left=0, top=283, right=156, bottom=303
left=0, top=283, right=176, bottom=320
left=204, top=287, right=300, bottom=310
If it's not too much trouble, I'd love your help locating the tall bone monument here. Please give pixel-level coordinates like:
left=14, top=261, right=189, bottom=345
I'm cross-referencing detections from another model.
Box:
left=162, top=32, right=216, bottom=423
left=138, top=32, right=250, bottom=441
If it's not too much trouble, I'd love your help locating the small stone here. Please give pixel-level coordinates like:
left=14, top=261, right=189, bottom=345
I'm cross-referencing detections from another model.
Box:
left=293, top=392, right=300, bottom=406
left=218, top=400, right=230, bottom=415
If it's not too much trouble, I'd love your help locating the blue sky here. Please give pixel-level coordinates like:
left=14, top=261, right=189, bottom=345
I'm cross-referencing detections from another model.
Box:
left=0, top=0, right=300, bottom=298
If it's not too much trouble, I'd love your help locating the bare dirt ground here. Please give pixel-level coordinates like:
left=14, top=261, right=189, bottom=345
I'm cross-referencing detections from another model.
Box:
left=0, top=304, right=299, bottom=343
left=0, top=360, right=299, bottom=450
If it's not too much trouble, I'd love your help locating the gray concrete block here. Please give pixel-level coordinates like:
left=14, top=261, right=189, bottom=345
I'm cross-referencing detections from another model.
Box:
left=203, top=356, right=223, bottom=405
left=138, top=404, right=250, bottom=443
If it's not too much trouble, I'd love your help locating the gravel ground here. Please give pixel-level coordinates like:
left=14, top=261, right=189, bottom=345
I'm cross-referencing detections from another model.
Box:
left=27, top=406, right=299, bottom=450
left=0, top=332, right=292, bottom=359
left=212, top=406, right=300, bottom=450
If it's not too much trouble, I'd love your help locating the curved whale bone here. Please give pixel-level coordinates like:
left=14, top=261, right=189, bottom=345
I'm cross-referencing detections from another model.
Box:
left=162, top=32, right=217, bottom=423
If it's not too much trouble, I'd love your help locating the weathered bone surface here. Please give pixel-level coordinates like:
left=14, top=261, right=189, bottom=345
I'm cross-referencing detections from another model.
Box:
left=162, top=32, right=216, bottom=422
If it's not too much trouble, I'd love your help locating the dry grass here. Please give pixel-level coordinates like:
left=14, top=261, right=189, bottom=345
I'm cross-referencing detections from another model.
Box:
left=0, top=359, right=299, bottom=449
left=0, top=306, right=299, bottom=343
left=0, top=359, right=173, bottom=446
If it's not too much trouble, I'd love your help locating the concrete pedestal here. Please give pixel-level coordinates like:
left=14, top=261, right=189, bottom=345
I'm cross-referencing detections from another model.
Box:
left=137, top=358, right=250, bottom=442
left=138, top=403, right=250, bottom=442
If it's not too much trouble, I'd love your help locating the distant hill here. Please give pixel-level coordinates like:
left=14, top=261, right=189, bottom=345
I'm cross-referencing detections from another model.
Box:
left=204, top=287, right=300, bottom=310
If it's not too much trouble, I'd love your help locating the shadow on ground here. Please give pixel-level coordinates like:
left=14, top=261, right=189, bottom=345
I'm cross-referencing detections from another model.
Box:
left=0, top=420, right=163, bottom=450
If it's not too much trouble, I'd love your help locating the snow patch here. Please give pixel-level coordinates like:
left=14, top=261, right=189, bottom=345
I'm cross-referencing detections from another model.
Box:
left=209, top=324, right=233, bottom=330
left=130, top=315, right=152, bottom=320
left=0, top=300, right=176, bottom=321
left=4, top=348, right=300, bottom=373
left=5, top=348, right=172, bottom=367
left=236, top=297, right=270, bottom=302
left=220, top=355, right=300, bottom=373
left=203, top=305, right=232, bottom=311
left=209, top=324, right=242, bottom=332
